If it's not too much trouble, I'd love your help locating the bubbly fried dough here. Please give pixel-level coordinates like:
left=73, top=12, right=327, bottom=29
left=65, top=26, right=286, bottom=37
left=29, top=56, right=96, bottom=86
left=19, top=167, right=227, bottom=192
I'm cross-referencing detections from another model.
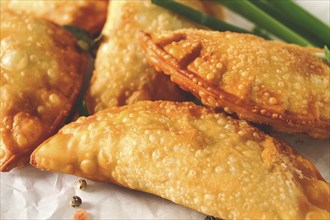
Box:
left=31, top=101, right=329, bottom=219
left=140, top=29, right=330, bottom=139
left=85, top=0, right=216, bottom=113
left=0, top=10, right=87, bottom=171
left=0, top=0, right=108, bottom=35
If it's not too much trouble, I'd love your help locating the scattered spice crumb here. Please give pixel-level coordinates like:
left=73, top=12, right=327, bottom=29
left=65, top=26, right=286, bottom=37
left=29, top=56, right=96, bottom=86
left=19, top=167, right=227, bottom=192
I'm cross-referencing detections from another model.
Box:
left=73, top=208, right=89, bottom=220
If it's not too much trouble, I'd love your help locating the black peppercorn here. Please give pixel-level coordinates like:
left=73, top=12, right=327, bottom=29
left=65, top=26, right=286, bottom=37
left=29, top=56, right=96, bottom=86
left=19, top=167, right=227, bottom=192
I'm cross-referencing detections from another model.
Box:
left=77, top=179, right=87, bottom=190
left=70, top=196, right=82, bottom=208
left=204, top=216, right=217, bottom=220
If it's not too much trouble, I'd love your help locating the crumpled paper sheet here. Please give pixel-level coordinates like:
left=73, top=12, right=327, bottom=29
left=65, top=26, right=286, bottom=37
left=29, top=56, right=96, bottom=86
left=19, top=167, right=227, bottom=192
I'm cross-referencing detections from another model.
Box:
left=1, top=165, right=204, bottom=219
left=1, top=1, right=329, bottom=219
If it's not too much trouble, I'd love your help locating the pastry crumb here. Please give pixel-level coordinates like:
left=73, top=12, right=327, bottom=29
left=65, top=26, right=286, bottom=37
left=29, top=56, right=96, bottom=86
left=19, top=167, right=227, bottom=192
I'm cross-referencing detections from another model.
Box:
left=73, top=208, right=88, bottom=220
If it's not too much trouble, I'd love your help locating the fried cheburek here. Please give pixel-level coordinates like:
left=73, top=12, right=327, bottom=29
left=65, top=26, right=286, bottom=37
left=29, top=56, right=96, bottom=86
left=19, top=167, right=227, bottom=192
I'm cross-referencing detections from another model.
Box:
left=85, top=0, right=223, bottom=113
left=0, top=0, right=108, bottom=35
left=30, top=101, right=329, bottom=219
left=0, top=10, right=87, bottom=171
left=140, top=30, right=330, bottom=139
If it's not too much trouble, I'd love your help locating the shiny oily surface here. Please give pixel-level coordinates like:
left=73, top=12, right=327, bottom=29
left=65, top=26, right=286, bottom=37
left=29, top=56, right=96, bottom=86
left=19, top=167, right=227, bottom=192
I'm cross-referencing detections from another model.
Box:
left=31, top=101, right=329, bottom=219
left=0, top=0, right=108, bottom=35
left=140, top=30, right=330, bottom=138
left=0, top=10, right=86, bottom=171
left=85, top=0, right=223, bottom=113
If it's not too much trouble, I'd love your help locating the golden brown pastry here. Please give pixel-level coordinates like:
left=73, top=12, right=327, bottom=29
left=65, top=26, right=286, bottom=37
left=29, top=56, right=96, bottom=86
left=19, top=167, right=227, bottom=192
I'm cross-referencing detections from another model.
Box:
left=0, top=10, right=87, bottom=171
left=31, top=101, right=329, bottom=219
left=0, top=0, right=108, bottom=35
left=85, top=0, right=221, bottom=113
left=140, top=29, right=330, bottom=139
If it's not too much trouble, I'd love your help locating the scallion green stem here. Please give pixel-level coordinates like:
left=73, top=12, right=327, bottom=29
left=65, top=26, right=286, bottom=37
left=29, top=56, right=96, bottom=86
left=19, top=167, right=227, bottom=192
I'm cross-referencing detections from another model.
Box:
left=77, top=99, right=90, bottom=117
left=248, top=0, right=322, bottom=47
left=266, top=0, right=329, bottom=46
left=216, top=0, right=314, bottom=46
left=325, top=46, right=330, bottom=65
left=152, top=0, right=251, bottom=34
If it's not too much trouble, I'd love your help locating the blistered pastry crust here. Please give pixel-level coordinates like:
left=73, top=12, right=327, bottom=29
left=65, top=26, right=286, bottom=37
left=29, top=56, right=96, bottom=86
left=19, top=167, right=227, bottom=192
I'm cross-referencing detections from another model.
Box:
left=31, top=101, right=329, bottom=219
left=140, top=29, right=330, bottom=138
left=0, top=0, right=108, bottom=35
left=0, top=10, right=87, bottom=171
left=85, top=0, right=211, bottom=113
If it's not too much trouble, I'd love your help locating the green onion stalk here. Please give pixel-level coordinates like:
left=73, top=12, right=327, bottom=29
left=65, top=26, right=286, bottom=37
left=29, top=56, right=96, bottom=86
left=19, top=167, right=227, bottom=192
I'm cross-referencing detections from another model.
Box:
left=216, top=0, right=315, bottom=46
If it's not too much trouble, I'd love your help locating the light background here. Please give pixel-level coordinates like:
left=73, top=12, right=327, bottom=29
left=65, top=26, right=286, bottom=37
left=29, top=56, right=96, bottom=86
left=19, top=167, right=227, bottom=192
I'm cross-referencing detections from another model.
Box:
left=1, top=1, right=329, bottom=219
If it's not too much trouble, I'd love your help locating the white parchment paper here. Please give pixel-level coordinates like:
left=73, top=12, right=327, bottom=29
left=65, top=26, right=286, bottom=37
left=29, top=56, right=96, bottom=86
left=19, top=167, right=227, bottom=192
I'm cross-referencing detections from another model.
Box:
left=1, top=1, right=329, bottom=219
